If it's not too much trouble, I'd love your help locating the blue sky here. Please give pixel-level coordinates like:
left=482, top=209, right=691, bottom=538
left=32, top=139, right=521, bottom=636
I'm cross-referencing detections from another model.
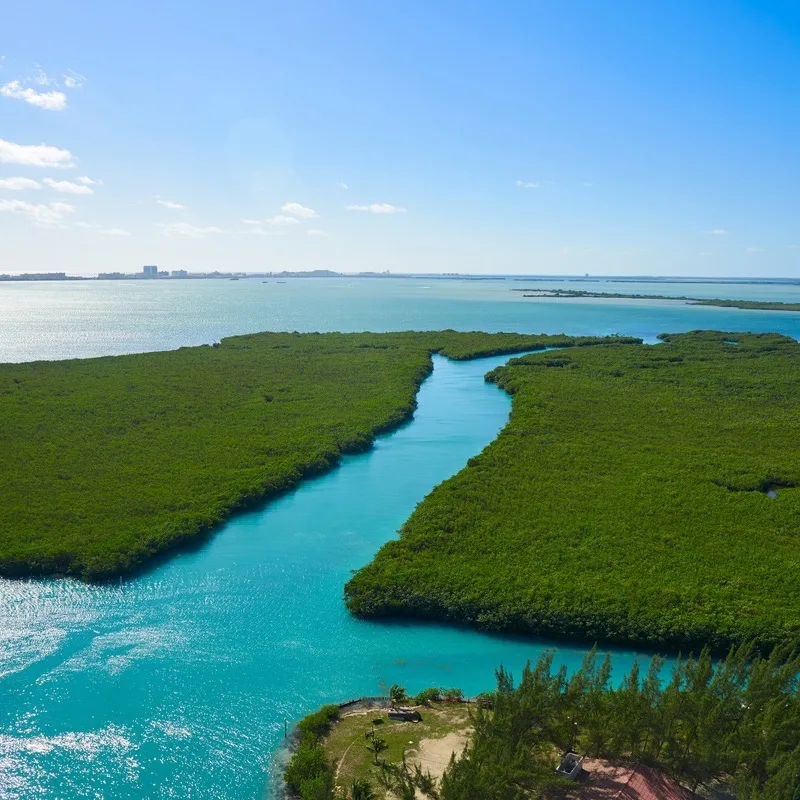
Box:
left=1, top=0, right=799, bottom=276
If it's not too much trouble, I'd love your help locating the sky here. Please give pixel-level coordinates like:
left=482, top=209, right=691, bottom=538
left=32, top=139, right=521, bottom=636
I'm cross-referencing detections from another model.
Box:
left=1, top=0, right=799, bottom=277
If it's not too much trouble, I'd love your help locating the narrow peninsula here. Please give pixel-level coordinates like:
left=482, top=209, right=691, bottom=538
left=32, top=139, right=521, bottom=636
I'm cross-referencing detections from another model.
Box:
left=516, top=287, right=800, bottom=311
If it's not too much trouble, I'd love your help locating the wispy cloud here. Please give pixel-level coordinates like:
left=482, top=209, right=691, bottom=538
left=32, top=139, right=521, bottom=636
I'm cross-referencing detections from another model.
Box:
left=77, top=176, right=101, bottom=186
left=307, top=228, right=328, bottom=236
left=157, top=199, right=186, bottom=210
left=75, top=221, right=131, bottom=236
left=266, top=214, right=300, bottom=226
left=707, top=228, right=729, bottom=235
left=745, top=246, right=764, bottom=253
left=63, top=71, right=86, bottom=89
left=1, top=80, right=67, bottom=111
left=788, top=244, right=799, bottom=250
left=0, top=198, right=76, bottom=225
left=346, top=203, right=407, bottom=214
left=43, top=178, right=93, bottom=195
left=580, top=181, right=593, bottom=188
left=0, top=139, right=75, bottom=168
left=158, top=222, right=224, bottom=238
left=516, top=180, right=540, bottom=189
left=245, top=227, right=285, bottom=236
left=0, top=177, right=41, bottom=190
left=281, top=202, right=318, bottom=219
left=336, top=181, right=348, bottom=190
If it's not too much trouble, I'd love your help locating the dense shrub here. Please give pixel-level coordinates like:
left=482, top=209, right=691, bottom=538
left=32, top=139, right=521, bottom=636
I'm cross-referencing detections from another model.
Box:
left=0, top=330, right=619, bottom=580
left=347, top=331, right=800, bottom=650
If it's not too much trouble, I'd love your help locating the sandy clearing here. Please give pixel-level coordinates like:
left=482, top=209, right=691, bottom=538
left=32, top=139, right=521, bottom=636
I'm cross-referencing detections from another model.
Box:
left=409, top=728, right=470, bottom=779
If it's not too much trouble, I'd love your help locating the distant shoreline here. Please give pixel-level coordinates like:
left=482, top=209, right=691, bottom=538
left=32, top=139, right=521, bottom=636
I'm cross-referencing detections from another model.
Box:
left=516, top=287, right=800, bottom=312
left=3, top=271, right=800, bottom=285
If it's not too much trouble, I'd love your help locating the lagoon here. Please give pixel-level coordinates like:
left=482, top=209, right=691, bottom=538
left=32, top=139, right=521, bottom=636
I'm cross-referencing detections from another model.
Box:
left=3, top=277, right=800, bottom=797
left=5, top=276, right=800, bottom=362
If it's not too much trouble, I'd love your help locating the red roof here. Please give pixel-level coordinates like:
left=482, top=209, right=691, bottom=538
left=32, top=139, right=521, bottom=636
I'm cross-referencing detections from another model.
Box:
left=615, top=765, right=690, bottom=800
left=580, top=759, right=690, bottom=800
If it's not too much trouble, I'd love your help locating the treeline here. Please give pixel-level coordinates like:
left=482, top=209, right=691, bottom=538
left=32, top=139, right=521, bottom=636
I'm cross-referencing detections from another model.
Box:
left=289, top=645, right=800, bottom=800
left=346, top=331, right=800, bottom=651
left=0, top=330, right=623, bottom=580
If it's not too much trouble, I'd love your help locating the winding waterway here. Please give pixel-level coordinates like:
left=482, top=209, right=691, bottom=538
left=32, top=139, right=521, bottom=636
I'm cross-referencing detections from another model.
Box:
left=1, top=353, right=654, bottom=799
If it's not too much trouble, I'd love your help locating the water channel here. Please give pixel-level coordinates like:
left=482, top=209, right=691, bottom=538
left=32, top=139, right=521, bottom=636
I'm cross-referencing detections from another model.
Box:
left=1, top=353, right=665, bottom=798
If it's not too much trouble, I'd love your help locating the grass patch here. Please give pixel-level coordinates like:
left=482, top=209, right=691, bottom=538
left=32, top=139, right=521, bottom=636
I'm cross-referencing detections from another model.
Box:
left=0, top=330, right=627, bottom=581
left=321, top=702, right=471, bottom=798
left=346, top=331, right=800, bottom=651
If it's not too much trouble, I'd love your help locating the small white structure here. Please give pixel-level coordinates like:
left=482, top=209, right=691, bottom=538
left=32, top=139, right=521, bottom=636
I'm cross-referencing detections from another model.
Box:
left=556, top=751, right=584, bottom=780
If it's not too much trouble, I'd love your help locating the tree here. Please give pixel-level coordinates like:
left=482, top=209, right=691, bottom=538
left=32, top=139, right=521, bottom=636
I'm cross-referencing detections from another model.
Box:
left=366, top=734, right=388, bottom=765
left=350, top=778, right=375, bottom=800
left=389, top=684, right=407, bottom=706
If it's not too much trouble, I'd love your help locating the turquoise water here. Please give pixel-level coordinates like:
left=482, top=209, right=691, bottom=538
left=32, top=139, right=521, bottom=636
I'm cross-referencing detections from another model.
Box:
left=3, top=277, right=800, bottom=797
left=1, top=353, right=650, bottom=798
left=4, top=276, right=800, bottom=362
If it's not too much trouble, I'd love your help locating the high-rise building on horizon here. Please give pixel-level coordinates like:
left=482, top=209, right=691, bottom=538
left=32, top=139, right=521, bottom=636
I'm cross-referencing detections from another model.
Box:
left=142, top=265, right=158, bottom=277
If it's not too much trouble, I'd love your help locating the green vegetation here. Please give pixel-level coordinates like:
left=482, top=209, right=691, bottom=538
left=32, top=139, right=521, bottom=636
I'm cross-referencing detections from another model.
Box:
left=347, top=331, right=800, bottom=651
left=292, top=645, right=800, bottom=799
left=284, top=704, right=341, bottom=798
left=0, top=330, right=625, bottom=581
left=517, top=287, right=800, bottom=311
left=440, top=645, right=800, bottom=799
left=298, top=698, right=470, bottom=799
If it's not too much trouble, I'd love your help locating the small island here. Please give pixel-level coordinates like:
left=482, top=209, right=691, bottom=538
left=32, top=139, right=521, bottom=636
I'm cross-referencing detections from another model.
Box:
left=515, top=287, right=800, bottom=311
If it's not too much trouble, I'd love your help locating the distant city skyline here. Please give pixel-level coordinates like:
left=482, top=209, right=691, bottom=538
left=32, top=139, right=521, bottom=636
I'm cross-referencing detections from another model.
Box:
left=1, top=1, right=799, bottom=277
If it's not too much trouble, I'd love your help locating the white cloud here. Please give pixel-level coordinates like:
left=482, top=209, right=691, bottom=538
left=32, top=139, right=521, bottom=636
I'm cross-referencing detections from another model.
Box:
left=745, top=246, right=764, bottom=253
left=77, top=175, right=102, bottom=186
left=0, top=198, right=76, bottom=224
left=336, top=181, right=348, bottom=190
left=159, top=222, right=224, bottom=238
left=0, top=177, right=41, bottom=190
left=516, top=180, right=539, bottom=189
left=346, top=203, right=407, bottom=214
left=266, top=214, right=300, bottom=226
left=31, top=67, right=54, bottom=86
left=75, top=221, right=130, bottom=236
left=0, top=139, right=75, bottom=168
left=157, top=199, right=186, bottom=210
left=43, top=178, right=93, bottom=194
left=63, top=71, right=86, bottom=89
left=707, top=228, right=729, bottom=235
left=307, top=228, right=328, bottom=236
left=241, top=219, right=262, bottom=225
left=1, top=80, right=67, bottom=111
left=281, top=202, right=318, bottom=219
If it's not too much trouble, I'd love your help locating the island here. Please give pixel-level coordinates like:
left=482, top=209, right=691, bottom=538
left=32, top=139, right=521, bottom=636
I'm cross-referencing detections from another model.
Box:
left=515, top=287, right=800, bottom=311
